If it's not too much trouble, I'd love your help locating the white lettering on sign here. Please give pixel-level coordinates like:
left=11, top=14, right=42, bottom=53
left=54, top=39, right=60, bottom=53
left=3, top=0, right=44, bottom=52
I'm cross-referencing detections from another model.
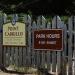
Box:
left=46, top=41, right=56, bottom=44
left=36, top=34, right=60, bottom=39
left=36, top=34, right=45, bottom=38
left=38, top=41, right=56, bottom=45
left=46, top=34, right=60, bottom=38
left=39, top=41, right=45, bottom=44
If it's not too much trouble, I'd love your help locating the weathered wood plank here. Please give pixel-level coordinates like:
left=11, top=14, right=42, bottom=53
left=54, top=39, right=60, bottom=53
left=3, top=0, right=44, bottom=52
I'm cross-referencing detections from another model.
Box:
left=14, top=47, right=19, bottom=66
left=36, top=16, right=42, bottom=67
left=22, top=14, right=28, bottom=66
left=22, top=47, right=27, bottom=66
left=18, top=47, right=23, bottom=66
left=27, top=15, right=32, bottom=66
left=68, top=16, right=73, bottom=75
left=0, top=15, right=3, bottom=64
left=6, top=47, right=11, bottom=66
left=73, top=16, right=75, bottom=75
left=46, top=22, right=51, bottom=70
left=72, top=16, right=75, bottom=75
left=55, top=16, right=61, bottom=63
left=72, top=27, right=75, bottom=75
left=32, top=21, right=37, bottom=67
left=56, top=16, right=64, bottom=74
left=61, top=23, right=67, bottom=75
left=3, top=14, right=7, bottom=23
left=0, top=32, right=2, bottom=64
left=3, top=47, right=7, bottom=66
left=10, top=47, right=15, bottom=65
left=41, top=16, right=46, bottom=68
left=52, top=16, right=57, bottom=72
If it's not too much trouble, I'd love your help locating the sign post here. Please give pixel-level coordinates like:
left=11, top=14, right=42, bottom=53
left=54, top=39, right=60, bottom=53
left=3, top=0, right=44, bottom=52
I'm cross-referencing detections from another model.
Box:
left=33, top=29, right=63, bottom=51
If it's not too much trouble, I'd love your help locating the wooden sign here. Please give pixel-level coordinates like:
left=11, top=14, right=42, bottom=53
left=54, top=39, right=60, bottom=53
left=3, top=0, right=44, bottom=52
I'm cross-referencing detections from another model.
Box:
left=3, top=22, right=26, bottom=46
left=33, top=29, right=63, bottom=51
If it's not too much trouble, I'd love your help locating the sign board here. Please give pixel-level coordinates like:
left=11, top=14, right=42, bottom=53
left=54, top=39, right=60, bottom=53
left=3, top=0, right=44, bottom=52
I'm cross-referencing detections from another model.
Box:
left=33, top=29, right=63, bottom=51
left=3, top=22, right=26, bottom=46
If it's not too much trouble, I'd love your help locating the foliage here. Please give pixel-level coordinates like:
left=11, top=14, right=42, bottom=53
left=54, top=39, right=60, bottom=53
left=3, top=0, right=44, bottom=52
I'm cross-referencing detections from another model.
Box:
left=0, top=0, right=75, bottom=15
left=61, top=16, right=69, bottom=23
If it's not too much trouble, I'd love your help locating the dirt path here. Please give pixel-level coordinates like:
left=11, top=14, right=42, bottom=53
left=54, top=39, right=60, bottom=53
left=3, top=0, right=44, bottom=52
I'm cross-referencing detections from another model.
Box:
left=0, top=71, right=38, bottom=75
left=0, top=71, right=17, bottom=75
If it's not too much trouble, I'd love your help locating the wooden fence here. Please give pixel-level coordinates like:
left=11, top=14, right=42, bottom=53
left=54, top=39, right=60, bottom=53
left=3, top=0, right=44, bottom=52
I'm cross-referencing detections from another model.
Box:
left=0, top=14, right=75, bottom=75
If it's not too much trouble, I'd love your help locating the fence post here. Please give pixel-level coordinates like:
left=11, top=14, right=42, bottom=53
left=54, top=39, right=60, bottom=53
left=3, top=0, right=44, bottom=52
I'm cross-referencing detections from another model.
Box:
left=2, top=13, right=7, bottom=65
left=32, top=21, right=37, bottom=67
left=56, top=16, right=61, bottom=74
left=68, top=16, right=73, bottom=75
left=46, top=22, right=51, bottom=70
left=27, top=15, right=32, bottom=66
left=72, top=16, right=75, bottom=75
left=51, top=16, right=57, bottom=72
left=41, top=16, right=46, bottom=68
left=0, top=14, right=3, bottom=64
left=36, top=16, right=42, bottom=67
left=22, top=14, right=28, bottom=66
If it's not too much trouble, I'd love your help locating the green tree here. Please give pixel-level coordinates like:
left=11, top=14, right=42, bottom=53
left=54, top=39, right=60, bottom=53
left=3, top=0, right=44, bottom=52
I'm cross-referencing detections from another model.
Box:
left=0, top=0, right=75, bottom=15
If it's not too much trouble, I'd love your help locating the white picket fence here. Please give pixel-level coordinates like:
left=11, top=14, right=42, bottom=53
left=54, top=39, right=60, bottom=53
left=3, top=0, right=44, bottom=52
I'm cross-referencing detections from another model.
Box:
left=0, top=14, right=75, bottom=75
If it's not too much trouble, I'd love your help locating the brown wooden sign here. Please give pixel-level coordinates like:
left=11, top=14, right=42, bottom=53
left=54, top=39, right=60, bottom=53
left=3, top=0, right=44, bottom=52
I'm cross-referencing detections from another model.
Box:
left=33, top=29, right=63, bottom=51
